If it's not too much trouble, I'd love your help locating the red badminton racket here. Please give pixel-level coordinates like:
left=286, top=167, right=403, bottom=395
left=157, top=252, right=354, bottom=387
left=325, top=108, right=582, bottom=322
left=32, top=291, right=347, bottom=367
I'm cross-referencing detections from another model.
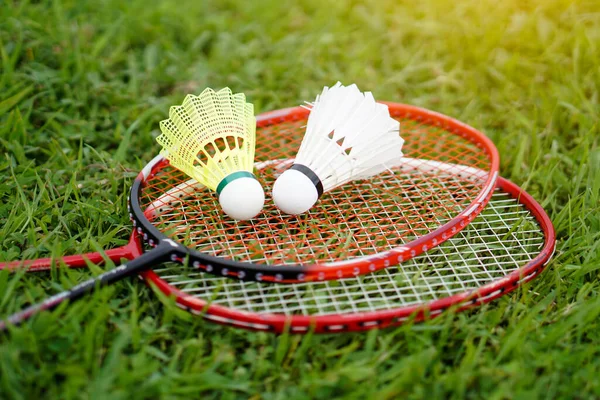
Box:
left=0, top=103, right=499, bottom=328
left=2, top=177, right=554, bottom=333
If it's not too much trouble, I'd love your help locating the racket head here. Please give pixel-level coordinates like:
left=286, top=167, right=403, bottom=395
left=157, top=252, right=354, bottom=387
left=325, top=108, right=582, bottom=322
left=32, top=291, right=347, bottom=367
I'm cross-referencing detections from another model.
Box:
left=130, top=103, right=498, bottom=283
left=140, top=176, right=555, bottom=333
left=130, top=103, right=500, bottom=283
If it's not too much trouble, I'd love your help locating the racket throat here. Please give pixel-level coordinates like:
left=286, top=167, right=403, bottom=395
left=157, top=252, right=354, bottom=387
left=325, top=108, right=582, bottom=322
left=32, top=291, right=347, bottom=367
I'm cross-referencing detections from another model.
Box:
left=97, top=242, right=181, bottom=284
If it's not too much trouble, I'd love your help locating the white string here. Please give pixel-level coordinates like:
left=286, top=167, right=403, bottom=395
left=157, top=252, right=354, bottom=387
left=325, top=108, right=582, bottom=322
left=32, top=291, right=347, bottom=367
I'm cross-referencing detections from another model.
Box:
left=152, top=190, right=545, bottom=316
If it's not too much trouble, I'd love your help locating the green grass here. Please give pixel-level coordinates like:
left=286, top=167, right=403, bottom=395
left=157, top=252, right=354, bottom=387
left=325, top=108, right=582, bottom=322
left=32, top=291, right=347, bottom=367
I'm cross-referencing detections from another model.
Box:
left=1, top=0, right=599, bottom=398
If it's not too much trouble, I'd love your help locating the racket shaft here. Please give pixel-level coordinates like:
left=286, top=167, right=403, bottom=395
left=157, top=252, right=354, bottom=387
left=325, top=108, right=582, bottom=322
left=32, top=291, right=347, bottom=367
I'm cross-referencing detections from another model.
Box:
left=0, top=236, right=140, bottom=272
left=0, top=243, right=174, bottom=331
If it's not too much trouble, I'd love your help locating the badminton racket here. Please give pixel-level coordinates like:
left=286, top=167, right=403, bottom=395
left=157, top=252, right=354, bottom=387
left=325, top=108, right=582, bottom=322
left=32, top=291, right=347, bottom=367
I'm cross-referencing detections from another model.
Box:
left=1, top=177, right=555, bottom=333
left=0, top=103, right=500, bottom=328
left=2, top=103, right=499, bottom=282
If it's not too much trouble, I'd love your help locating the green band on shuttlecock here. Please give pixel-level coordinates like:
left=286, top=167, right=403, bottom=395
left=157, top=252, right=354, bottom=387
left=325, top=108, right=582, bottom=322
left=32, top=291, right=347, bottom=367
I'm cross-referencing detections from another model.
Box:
left=216, top=171, right=257, bottom=195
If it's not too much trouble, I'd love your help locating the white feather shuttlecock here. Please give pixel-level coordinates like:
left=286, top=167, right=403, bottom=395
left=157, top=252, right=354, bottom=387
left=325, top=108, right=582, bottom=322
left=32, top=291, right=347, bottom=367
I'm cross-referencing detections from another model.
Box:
left=156, top=87, right=264, bottom=221
left=272, top=82, right=404, bottom=215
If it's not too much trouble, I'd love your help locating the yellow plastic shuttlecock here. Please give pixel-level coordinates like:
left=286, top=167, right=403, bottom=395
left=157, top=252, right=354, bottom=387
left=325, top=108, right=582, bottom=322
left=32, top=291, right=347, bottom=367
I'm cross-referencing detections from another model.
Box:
left=156, top=87, right=264, bottom=221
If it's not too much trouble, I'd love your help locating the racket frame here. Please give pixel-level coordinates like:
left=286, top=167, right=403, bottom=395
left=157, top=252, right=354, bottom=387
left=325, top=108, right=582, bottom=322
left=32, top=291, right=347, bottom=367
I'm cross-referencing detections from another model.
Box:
left=139, top=177, right=555, bottom=333
left=0, top=178, right=555, bottom=334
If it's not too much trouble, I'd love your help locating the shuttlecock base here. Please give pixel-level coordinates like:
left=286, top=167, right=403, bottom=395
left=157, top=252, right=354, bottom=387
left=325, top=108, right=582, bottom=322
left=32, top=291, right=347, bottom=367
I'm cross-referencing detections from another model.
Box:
left=272, top=169, right=320, bottom=215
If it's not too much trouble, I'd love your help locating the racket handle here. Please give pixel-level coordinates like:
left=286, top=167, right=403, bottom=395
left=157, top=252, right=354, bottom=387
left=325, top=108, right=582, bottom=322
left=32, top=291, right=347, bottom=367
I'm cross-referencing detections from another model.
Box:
left=0, top=243, right=176, bottom=331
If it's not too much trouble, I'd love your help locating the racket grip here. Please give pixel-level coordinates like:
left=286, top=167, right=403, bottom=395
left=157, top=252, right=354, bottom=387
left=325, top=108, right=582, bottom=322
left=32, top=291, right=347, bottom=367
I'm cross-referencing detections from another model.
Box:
left=0, top=243, right=176, bottom=331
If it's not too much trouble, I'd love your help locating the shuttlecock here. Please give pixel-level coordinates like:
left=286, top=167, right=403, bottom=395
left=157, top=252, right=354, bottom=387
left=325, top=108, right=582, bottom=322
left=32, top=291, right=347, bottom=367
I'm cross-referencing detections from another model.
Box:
left=156, top=87, right=265, bottom=221
left=272, top=82, right=404, bottom=215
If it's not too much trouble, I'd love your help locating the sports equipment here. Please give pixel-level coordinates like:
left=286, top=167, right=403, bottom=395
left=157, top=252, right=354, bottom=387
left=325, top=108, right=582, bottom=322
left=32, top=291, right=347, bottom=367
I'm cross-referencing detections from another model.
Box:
left=157, top=87, right=264, bottom=221
left=1, top=103, right=499, bottom=283
left=1, top=178, right=555, bottom=334
left=0, top=102, right=500, bottom=328
left=141, top=178, right=557, bottom=333
left=273, top=82, right=405, bottom=215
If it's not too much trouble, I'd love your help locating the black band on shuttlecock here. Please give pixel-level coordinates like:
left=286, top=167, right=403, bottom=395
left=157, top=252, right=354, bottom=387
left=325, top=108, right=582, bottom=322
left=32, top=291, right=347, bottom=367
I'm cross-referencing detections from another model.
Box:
left=216, top=171, right=257, bottom=195
left=290, top=164, right=323, bottom=198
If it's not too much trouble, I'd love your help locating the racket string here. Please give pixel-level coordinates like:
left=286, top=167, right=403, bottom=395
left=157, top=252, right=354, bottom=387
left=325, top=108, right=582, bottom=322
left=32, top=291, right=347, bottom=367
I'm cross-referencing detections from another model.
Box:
left=142, top=168, right=485, bottom=264
left=139, top=109, right=495, bottom=267
left=394, top=118, right=490, bottom=171
left=153, top=191, right=545, bottom=315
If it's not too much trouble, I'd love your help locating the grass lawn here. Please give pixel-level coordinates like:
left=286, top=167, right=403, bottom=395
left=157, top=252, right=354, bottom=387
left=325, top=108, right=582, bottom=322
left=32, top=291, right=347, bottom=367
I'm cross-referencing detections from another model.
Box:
left=1, top=0, right=599, bottom=398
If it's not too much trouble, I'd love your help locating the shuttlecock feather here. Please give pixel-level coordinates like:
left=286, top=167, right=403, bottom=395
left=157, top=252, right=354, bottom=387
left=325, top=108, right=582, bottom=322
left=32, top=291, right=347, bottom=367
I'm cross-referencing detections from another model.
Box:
left=272, top=82, right=404, bottom=215
left=156, top=87, right=265, bottom=221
